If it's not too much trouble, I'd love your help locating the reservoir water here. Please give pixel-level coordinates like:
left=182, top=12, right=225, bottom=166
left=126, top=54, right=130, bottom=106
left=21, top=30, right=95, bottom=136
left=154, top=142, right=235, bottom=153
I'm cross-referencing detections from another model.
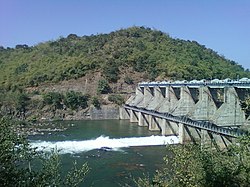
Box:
left=29, top=119, right=178, bottom=187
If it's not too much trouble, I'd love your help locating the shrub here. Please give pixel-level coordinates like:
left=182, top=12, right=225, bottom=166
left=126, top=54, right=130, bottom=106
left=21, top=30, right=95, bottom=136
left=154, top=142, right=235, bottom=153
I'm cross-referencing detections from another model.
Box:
left=64, top=91, right=89, bottom=110
left=42, top=92, right=63, bottom=109
left=124, top=76, right=134, bottom=84
left=240, top=96, right=250, bottom=117
left=97, top=79, right=111, bottom=94
left=103, top=65, right=119, bottom=83
left=16, top=92, right=30, bottom=113
left=108, top=94, right=124, bottom=105
left=92, top=96, right=101, bottom=109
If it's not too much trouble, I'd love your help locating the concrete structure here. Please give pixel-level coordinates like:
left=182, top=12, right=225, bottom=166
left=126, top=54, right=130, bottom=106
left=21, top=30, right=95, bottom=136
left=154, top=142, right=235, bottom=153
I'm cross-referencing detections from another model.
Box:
left=120, top=83, right=250, bottom=149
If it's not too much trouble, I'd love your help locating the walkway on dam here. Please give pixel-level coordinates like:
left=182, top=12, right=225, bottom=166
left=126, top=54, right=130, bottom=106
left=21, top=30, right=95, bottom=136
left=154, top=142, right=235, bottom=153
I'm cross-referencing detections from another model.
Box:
left=124, top=104, right=245, bottom=138
left=138, top=82, right=250, bottom=88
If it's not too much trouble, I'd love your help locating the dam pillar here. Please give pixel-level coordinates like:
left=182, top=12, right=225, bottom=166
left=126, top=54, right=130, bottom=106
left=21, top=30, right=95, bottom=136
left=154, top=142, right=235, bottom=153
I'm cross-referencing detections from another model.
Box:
left=191, top=86, right=217, bottom=120
left=158, top=118, right=177, bottom=136
left=172, top=86, right=196, bottom=116
left=128, top=87, right=144, bottom=107
left=159, top=118, right=167, bottom=135
left=138, top=112, right=148, bottom=126
left=158, top=86, right=179, bottom=113
left=144, top=86, right=154, bottom=107
left=179, top=123, right=192, bottom=144
left=200, top=129, right=233, bottom=150
left=200, top=129, right=210, bottom=148
left=147, top=86, right=165, bottom=110
left=212, top=87, right=245, bottom=127
left=148, top=115, right=160, bottom=131
left=130, top=110, right=138, bottom=123
left=119, top=107, right=130, bottom=120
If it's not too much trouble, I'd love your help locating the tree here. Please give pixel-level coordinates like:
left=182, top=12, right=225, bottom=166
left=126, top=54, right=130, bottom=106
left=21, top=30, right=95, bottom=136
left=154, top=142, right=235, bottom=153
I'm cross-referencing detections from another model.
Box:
left=0, top=117, right=89, bottom=186
left=136, top=135, right=250, bottom=187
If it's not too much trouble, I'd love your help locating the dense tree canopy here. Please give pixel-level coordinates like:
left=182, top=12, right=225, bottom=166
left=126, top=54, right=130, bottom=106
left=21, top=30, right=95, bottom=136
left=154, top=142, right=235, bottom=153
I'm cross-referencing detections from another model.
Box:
left=0, top=26, right=249, bottom=90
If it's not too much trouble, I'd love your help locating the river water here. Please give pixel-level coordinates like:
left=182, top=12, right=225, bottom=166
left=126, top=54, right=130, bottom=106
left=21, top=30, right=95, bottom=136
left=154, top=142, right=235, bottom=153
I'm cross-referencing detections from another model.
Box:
left=29, top=120, right=178, bottom=187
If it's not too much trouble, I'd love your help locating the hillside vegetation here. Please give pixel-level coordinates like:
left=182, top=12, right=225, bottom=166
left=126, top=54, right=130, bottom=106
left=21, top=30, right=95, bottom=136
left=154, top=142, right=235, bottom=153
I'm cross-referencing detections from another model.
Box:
left=1, top=26, right=249, bottom=91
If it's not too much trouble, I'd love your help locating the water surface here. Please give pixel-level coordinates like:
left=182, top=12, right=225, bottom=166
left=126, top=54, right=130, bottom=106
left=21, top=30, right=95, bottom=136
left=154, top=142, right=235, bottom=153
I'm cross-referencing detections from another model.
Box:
left=29, top=120, right=178, bottom=187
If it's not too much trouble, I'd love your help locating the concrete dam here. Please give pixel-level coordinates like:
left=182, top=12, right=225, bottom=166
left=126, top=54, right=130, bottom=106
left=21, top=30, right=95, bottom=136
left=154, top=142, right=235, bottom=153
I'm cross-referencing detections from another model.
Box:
left=120, top=80, right=250, bottom=149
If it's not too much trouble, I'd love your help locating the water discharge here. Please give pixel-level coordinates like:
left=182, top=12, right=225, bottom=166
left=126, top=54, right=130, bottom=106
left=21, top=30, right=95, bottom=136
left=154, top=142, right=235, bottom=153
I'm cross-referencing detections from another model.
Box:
left=30, top=135, right=179, bottom=154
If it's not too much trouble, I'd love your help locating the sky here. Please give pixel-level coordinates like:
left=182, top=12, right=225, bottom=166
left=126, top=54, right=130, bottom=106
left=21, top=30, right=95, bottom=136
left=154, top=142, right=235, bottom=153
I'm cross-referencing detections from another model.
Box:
left=0, top=0, right=249, bottom=69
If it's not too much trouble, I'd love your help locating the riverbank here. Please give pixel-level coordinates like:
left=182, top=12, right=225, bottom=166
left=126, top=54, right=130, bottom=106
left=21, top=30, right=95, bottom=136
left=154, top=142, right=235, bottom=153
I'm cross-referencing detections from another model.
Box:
left=13, top=104, right=121, bottom=136
left=35, top=104, right=120, bottom=121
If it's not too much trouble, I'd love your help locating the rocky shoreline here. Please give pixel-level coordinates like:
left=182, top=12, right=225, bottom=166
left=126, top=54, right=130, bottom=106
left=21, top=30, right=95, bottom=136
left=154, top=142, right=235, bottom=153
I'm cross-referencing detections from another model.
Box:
left=15, top=121, right=68, bottom=136
left=12, top=105, right=121, bottom=136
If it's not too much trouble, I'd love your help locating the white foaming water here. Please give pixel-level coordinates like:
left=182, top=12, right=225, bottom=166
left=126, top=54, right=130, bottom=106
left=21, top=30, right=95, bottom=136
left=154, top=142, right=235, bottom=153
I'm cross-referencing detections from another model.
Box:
left=30, top=135, right=179, bottom=154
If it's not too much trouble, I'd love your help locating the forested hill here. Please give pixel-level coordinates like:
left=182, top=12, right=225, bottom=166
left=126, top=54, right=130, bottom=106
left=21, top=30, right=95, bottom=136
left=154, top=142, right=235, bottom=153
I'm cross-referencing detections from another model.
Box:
left=0, top=26, right=249, bottom=90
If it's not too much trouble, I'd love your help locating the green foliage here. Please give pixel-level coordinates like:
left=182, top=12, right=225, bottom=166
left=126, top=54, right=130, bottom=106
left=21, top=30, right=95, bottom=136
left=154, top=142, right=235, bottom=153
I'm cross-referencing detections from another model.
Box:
left=43, top=91, right=89, bottom=110
left=240, top=96, right=250, bottom=117
left=0, top=117, right=89, bottom=186
left=0, top=117, right=32, bottom=186
left=97, top=79, right=111, bottom=94
left=124, top=76, right=134, bottom=84
left=43, top=92, right=63, bottom=109
left=15, top=63, right=28, bottom=74
left=92, top=96, right=101, bottom=109
left=64, top=91, right=89, bottom=110
left=0, top=26, right=249, bottom=89
left=0, top=91, right=30, bottom=117
left=136, top=136, right=250, bottom=187
left=103, top=64, right=119, bottom=82
left=108, top=94, right=124, bottom=105
left=15, top=92, right=30, bottom=113
left=65, top=161, right=89, bottom=186
left=1, top=90, right=89, bottom=119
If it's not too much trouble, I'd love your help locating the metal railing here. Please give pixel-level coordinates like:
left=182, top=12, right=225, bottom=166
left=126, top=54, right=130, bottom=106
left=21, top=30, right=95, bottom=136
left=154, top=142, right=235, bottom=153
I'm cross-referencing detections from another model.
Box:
left=138, top=82, right=250, bottom=88
left=124, top=104, right=245, bottom=137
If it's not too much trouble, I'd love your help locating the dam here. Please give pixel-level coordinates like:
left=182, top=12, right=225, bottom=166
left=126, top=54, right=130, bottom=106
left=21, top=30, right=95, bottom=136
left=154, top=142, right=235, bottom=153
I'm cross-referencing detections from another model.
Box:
left=120, top=79, right=250, bottom=149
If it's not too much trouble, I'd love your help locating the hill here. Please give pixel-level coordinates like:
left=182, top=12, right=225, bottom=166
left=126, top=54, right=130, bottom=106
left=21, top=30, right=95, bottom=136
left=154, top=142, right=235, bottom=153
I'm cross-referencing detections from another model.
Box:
left=0, top=26, right=249, bottom=91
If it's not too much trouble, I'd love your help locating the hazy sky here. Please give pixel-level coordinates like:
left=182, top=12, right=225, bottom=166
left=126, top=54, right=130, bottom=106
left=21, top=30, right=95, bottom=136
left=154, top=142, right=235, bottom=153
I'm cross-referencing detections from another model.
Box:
left=0, top=0, right=249, bottom=69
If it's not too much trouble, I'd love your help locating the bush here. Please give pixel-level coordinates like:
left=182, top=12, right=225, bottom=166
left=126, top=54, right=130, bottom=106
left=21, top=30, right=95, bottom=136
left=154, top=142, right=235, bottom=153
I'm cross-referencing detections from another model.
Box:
left=92, top=96, right=101, bottom=109
left=42, top=92, right=63, bottom=110
left=16, top=92, right=30, bottom=113
left=240, top=96, right=250, bottom=117
left=124, top=76, right=134, bottom=84
left=108, top=94, right=124, bottom=105
left=103, top=65, right=119, bottom=83
left=64, top=91, right=89, bottom=110
left=97, top=79, right=111, bottom=94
